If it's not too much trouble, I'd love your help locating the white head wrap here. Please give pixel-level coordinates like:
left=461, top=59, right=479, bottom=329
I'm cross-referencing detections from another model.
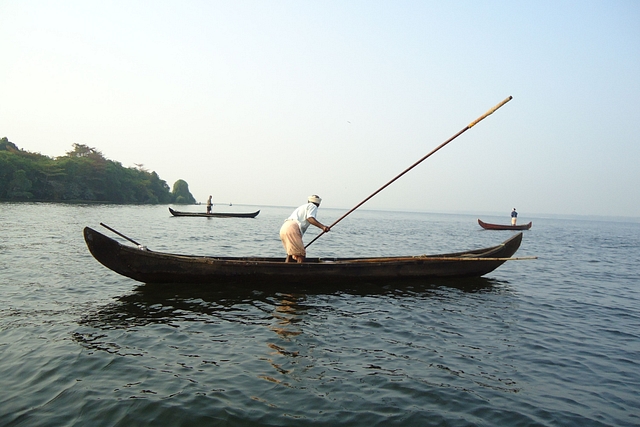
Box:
left=308, top=195, right=322, bottom=204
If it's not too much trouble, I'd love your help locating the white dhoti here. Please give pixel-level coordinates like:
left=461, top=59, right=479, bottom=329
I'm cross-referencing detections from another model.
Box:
left=279, top=220, right=306, bottom=257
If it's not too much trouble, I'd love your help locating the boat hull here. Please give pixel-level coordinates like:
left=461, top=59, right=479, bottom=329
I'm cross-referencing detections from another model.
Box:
left=478, top=219, right=532, bottom=230
left=84, top=227, right=523, bottom=286
left=169, top=207, right=260, bottom=218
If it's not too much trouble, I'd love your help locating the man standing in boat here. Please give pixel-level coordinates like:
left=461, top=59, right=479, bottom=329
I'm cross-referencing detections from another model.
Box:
left=511, top=208, right=518, bottom=226
left=280, top=195, right=330, bottom=263
left=206, top=195, right=213, bottom=214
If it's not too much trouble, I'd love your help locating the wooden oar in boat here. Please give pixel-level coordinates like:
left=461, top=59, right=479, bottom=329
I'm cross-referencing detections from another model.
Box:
left=100, top=223, right=147, bottom=249
left=305, top=96, right=513, bottom=248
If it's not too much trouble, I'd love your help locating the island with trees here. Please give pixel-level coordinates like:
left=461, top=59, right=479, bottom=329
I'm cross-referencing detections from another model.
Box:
left=0, top=137, right=195, bottom=204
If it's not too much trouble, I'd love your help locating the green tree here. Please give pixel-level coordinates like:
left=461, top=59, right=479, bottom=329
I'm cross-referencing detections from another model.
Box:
left=0, top=138, right=181, bottom=204
left=7, top=169, right=33, bottom=199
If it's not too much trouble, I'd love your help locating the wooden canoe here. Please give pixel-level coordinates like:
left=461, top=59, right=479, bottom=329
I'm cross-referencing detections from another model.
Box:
left=478, top=219, right=532, bottom=230
left=83, top=226, right=524, bottom=286
left=169, top=207, right=260, bottom=218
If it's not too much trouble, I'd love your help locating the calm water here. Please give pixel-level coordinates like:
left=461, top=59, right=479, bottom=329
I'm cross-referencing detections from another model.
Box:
left=1, top=203, right=639, bottom=426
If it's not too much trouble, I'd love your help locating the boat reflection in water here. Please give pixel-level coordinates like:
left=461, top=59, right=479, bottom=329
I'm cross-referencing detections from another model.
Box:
left=76, top=277, right=503, bottom=332
left=72, top=276, right=515, bottom=408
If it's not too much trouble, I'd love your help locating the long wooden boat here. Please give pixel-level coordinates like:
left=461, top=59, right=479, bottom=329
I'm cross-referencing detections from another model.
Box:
left=478, top=219, right=532, bottom=230
left=83, top=226, right=524, bottom=285
left=169, top=207, right=260, bottom=218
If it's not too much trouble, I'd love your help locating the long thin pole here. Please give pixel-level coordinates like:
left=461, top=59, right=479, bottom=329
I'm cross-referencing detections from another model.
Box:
left=100, top=222, right=142, bottom=246
left=305, top=96, right=513, bottom=249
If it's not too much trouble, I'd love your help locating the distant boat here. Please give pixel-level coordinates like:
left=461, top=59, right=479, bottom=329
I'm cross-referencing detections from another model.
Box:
left=478, top=219, right=532, bottom=230
left=169, top=207, right=260, bottom=218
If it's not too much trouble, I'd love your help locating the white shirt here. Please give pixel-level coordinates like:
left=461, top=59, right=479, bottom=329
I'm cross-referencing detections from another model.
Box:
left=286, top=203, right=318, bottom=235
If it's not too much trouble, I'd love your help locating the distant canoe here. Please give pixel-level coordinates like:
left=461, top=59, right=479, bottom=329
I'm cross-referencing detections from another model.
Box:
left=478, top=219, right=532, bottom=230
left=169, top=207, right=260, bottom=218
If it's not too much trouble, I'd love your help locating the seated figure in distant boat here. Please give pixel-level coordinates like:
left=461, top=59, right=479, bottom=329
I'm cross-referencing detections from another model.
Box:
left=511, top=208, right=518, bottom=225
left=279, top=195, right=331, bottom=263
left=206, top=195, right=213, bottom=214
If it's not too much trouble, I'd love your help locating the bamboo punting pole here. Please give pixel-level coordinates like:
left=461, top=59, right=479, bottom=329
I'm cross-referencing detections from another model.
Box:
left=305, top=96, right=513, bottom=249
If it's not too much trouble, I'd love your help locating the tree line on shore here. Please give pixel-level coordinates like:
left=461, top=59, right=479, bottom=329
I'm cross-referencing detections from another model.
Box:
left=0, top=137, right=195, bottom=204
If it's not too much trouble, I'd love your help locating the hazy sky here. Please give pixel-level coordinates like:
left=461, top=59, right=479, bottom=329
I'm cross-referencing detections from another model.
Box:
left=1, top=1, right=639, bottom=218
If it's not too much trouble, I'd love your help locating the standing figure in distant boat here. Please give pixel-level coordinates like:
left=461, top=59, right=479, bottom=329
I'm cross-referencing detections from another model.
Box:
left=206, top=195, right=213, bottom=214
left=280, top=195, right=331, bottom=263
left=511, top=208, right=518, bottom=226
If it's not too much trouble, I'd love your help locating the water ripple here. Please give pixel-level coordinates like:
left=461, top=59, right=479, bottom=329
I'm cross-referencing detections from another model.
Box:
left=1, top=204, right=639, bottom=426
